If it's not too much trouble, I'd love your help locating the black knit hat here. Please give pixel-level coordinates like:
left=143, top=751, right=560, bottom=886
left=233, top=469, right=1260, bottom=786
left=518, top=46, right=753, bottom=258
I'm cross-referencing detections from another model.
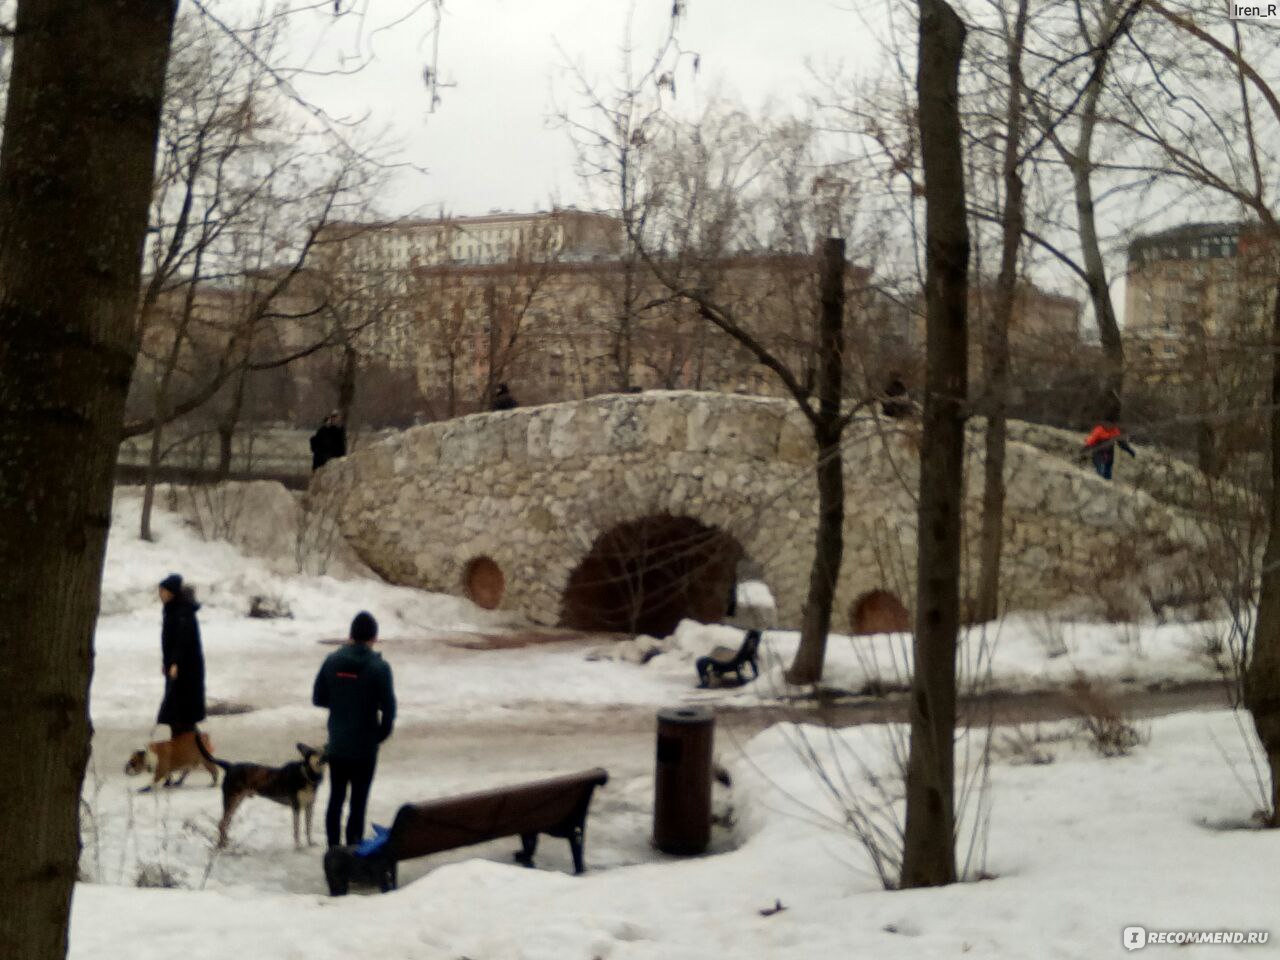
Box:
left=159, top=574, right=183, bottom=594
left=350, top=611, right=378, bottom=643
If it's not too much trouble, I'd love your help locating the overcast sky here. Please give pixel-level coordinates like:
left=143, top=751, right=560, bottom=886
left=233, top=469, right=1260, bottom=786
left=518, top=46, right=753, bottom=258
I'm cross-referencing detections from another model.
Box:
left=273, top=0, right=882, bottom=218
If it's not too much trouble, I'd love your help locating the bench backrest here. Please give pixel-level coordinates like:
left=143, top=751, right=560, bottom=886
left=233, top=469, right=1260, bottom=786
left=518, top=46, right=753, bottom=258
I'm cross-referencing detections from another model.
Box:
left=385, top=767, right=609, bottom=862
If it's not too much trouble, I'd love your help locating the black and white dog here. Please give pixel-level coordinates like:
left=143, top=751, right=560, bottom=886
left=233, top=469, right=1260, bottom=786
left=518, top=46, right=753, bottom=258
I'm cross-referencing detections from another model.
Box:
left=195, top=735, right=326, bottom=848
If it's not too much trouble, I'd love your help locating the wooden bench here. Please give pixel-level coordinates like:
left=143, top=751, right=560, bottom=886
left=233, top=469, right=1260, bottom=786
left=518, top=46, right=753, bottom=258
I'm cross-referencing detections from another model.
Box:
left=323, top=767, right=609, bottom=895
left=696, top=629, right=762, bottom=688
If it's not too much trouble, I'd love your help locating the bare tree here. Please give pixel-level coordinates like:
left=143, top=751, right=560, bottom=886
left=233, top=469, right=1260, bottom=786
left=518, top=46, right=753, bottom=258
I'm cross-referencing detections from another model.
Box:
left=901, top=0, right=969, bottom=889
left=404, top=215, right=564, bottom=417
left=557, top=9, right=694, bottom=391
left=559, top=15, right=902, bottom=680
left=412, top=245, right=474, bottom=418
left=971, top=0, right=1029, bottom=623
left=634, top=116, right=876, bottom=683
left=128, top=13, right=377, bottom=533
left=0, top=4, right=177, bottom=959
left=0, top=3, right=443, bottom=956
left=1110, top=2, right=1280, bottom=822
left=1024, top=0, right=1139, bottom=416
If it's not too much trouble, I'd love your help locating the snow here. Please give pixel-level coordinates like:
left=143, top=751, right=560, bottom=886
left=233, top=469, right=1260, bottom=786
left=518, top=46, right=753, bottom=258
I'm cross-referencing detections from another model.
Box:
left=70, top=486, right=1277, bottom=959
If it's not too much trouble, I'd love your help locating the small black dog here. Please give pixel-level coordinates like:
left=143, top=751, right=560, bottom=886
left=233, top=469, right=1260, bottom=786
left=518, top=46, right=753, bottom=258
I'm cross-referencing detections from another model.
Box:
left=196, top=735, right=325, bottom=848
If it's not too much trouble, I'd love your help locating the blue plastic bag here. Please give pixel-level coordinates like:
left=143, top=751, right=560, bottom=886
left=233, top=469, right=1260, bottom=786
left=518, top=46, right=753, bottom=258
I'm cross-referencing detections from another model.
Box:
left=354, top=823, right=391, bottom=858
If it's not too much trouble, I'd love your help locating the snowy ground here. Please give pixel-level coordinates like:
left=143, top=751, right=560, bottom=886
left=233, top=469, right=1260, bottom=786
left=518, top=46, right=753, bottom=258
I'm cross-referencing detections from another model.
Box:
left=70, top=488, right=1278, bottom=958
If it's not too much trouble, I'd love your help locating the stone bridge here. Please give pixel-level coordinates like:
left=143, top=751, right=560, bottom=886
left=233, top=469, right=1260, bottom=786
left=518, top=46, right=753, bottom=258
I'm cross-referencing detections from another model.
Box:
left=315, top=391, right=1208, bottom=635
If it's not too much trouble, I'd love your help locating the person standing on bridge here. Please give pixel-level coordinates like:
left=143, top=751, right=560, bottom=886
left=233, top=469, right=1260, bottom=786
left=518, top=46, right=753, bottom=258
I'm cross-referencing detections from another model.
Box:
left=880, top=373, right=913, bottom=418
left=310, top=411, right=347, bottom=471
left=313, top=611, right=396, bottom=848
left=1082, top=418, right=1136, bottom=481
left=492, top=383, right=518, bottom=411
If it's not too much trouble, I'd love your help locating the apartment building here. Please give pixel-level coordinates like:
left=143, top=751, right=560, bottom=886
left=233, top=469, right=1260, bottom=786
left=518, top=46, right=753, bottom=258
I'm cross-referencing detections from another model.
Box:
left=407, top=252, right=877, bottom=417
left=1124, top=221, right=1275, bottom=384
left=311, top=209, right=624, bottom=369
left=317, top=208, right=623, bottom=272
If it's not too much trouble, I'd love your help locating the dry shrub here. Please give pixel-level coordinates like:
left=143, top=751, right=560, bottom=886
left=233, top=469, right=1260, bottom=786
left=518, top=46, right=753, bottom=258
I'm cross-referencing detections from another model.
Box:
left=1032, top=614, right=1070, bottom=659
left=1065, top=673, right=1146, bottom=757
left=134, top=862, right=186, bottom=889
left=996, top=724, right=1071, bottom=766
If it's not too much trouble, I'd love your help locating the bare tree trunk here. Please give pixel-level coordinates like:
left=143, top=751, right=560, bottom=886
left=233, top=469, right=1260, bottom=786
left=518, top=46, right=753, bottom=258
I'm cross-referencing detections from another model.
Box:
left=140, top=328, right=183, bottom=541
left=974, top=0, right=1028, bottom=624
left=138, top=336, right=183, bottom=541
left=902, top=0, right=968, bottom=889
left=1070, top=2, right=1124, bottom=415
left=139, top=414, right=167, bottom=540
left=217, top=366, right=251, bottom=480
left=1072, top=162, right=1122, bottom=413
left=446, top=348, right=458, bottom=418
left=0, top=3, right=176, bottom=959
left=484, top=281, right=498, bottom=407
left=217, top=424, right=234, bottom=478
left=787, top=238, right=847, bottom=684
left=693, top=317, right=708, bottom=390
left=140, top=249, right=207, bottom=539
left=615, top=261, right=636, bottom=392
left=338, top=344, right=358, bottom=428
left=1245, top=277, right=1280, bottom=826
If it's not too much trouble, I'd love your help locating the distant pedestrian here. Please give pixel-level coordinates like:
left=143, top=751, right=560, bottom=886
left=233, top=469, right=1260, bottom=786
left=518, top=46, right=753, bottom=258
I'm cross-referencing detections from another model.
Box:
left=492, top=383, right=517, bottom=411
left=310, top=411, right=348, bottom=471
left=1082, top=419, right=1136, bottom=480
left=881, top=374, right=913, bottom=418
left=156, top=574, right=206, bottom=739
left=313, top=611, right=396, bottom=849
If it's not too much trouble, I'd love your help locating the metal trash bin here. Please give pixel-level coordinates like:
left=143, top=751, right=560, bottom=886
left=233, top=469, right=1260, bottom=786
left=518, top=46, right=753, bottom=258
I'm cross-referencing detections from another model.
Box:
left=653, top=705, right=715, bottom=854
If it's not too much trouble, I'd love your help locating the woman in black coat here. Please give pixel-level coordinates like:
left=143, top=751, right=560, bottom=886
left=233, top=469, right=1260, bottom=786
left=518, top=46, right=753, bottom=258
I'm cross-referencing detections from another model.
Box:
left=156, top=573, right=206, bottom=737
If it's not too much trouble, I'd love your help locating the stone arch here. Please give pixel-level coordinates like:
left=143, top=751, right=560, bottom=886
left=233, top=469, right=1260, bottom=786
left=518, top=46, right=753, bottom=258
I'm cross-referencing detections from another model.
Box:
left=463, top=555, right=506, bottom=610
left=317, top=393, right=1212, bottom=632
left=559, top=513, right=743, bottom=637
left=849, top=588, right=911, bottom=635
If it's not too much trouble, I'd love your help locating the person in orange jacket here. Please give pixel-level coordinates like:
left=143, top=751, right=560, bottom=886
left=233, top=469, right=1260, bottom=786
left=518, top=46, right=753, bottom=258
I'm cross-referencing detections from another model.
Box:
left=1083, top=420, right=1136, bottom=480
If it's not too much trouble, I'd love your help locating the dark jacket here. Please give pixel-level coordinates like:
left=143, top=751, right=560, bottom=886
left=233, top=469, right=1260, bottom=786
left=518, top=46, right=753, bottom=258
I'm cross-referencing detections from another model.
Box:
left=157, top=591, right=206, bottom=727
left=312, top=643, right=396, bottom=760
left=492, top=387, right=517, bottom=411
left=310, top=423, right=347, bottom=471
left=881, top=378, right=911, bottom=418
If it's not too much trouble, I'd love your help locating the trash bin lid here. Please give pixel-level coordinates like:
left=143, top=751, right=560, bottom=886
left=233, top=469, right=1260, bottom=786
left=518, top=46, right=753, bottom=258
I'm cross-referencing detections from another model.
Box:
left=657, top=705, right=714, bottom=725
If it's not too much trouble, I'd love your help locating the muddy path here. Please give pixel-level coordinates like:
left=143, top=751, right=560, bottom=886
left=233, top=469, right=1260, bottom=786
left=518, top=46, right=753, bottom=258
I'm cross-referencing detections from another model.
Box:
left=91, top=670, right=1235, bottom=810
left=414, top=677, right=1237, bottom=740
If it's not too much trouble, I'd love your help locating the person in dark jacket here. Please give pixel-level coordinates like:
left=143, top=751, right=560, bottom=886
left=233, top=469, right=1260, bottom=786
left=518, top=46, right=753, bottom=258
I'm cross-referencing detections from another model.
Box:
left=313, top=611, right=396, bottom=848
left=156, top=573, right=207, bottom=738
left=491, top=383, right=517, bottom=411
left=310, top=411, right=348, bottom=471
left=881, top=374, right=913, bottom=418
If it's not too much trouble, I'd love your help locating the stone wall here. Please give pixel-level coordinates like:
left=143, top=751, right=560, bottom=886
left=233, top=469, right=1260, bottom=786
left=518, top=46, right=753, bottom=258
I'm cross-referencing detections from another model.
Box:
left=314, top=391, right=1213, bottom=631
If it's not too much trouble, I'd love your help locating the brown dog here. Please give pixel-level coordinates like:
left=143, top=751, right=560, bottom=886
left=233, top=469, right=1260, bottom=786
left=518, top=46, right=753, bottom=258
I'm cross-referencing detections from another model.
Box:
left=124, top=732, right=219, bottom=791
left=195, top=737, right=326, bottom=849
